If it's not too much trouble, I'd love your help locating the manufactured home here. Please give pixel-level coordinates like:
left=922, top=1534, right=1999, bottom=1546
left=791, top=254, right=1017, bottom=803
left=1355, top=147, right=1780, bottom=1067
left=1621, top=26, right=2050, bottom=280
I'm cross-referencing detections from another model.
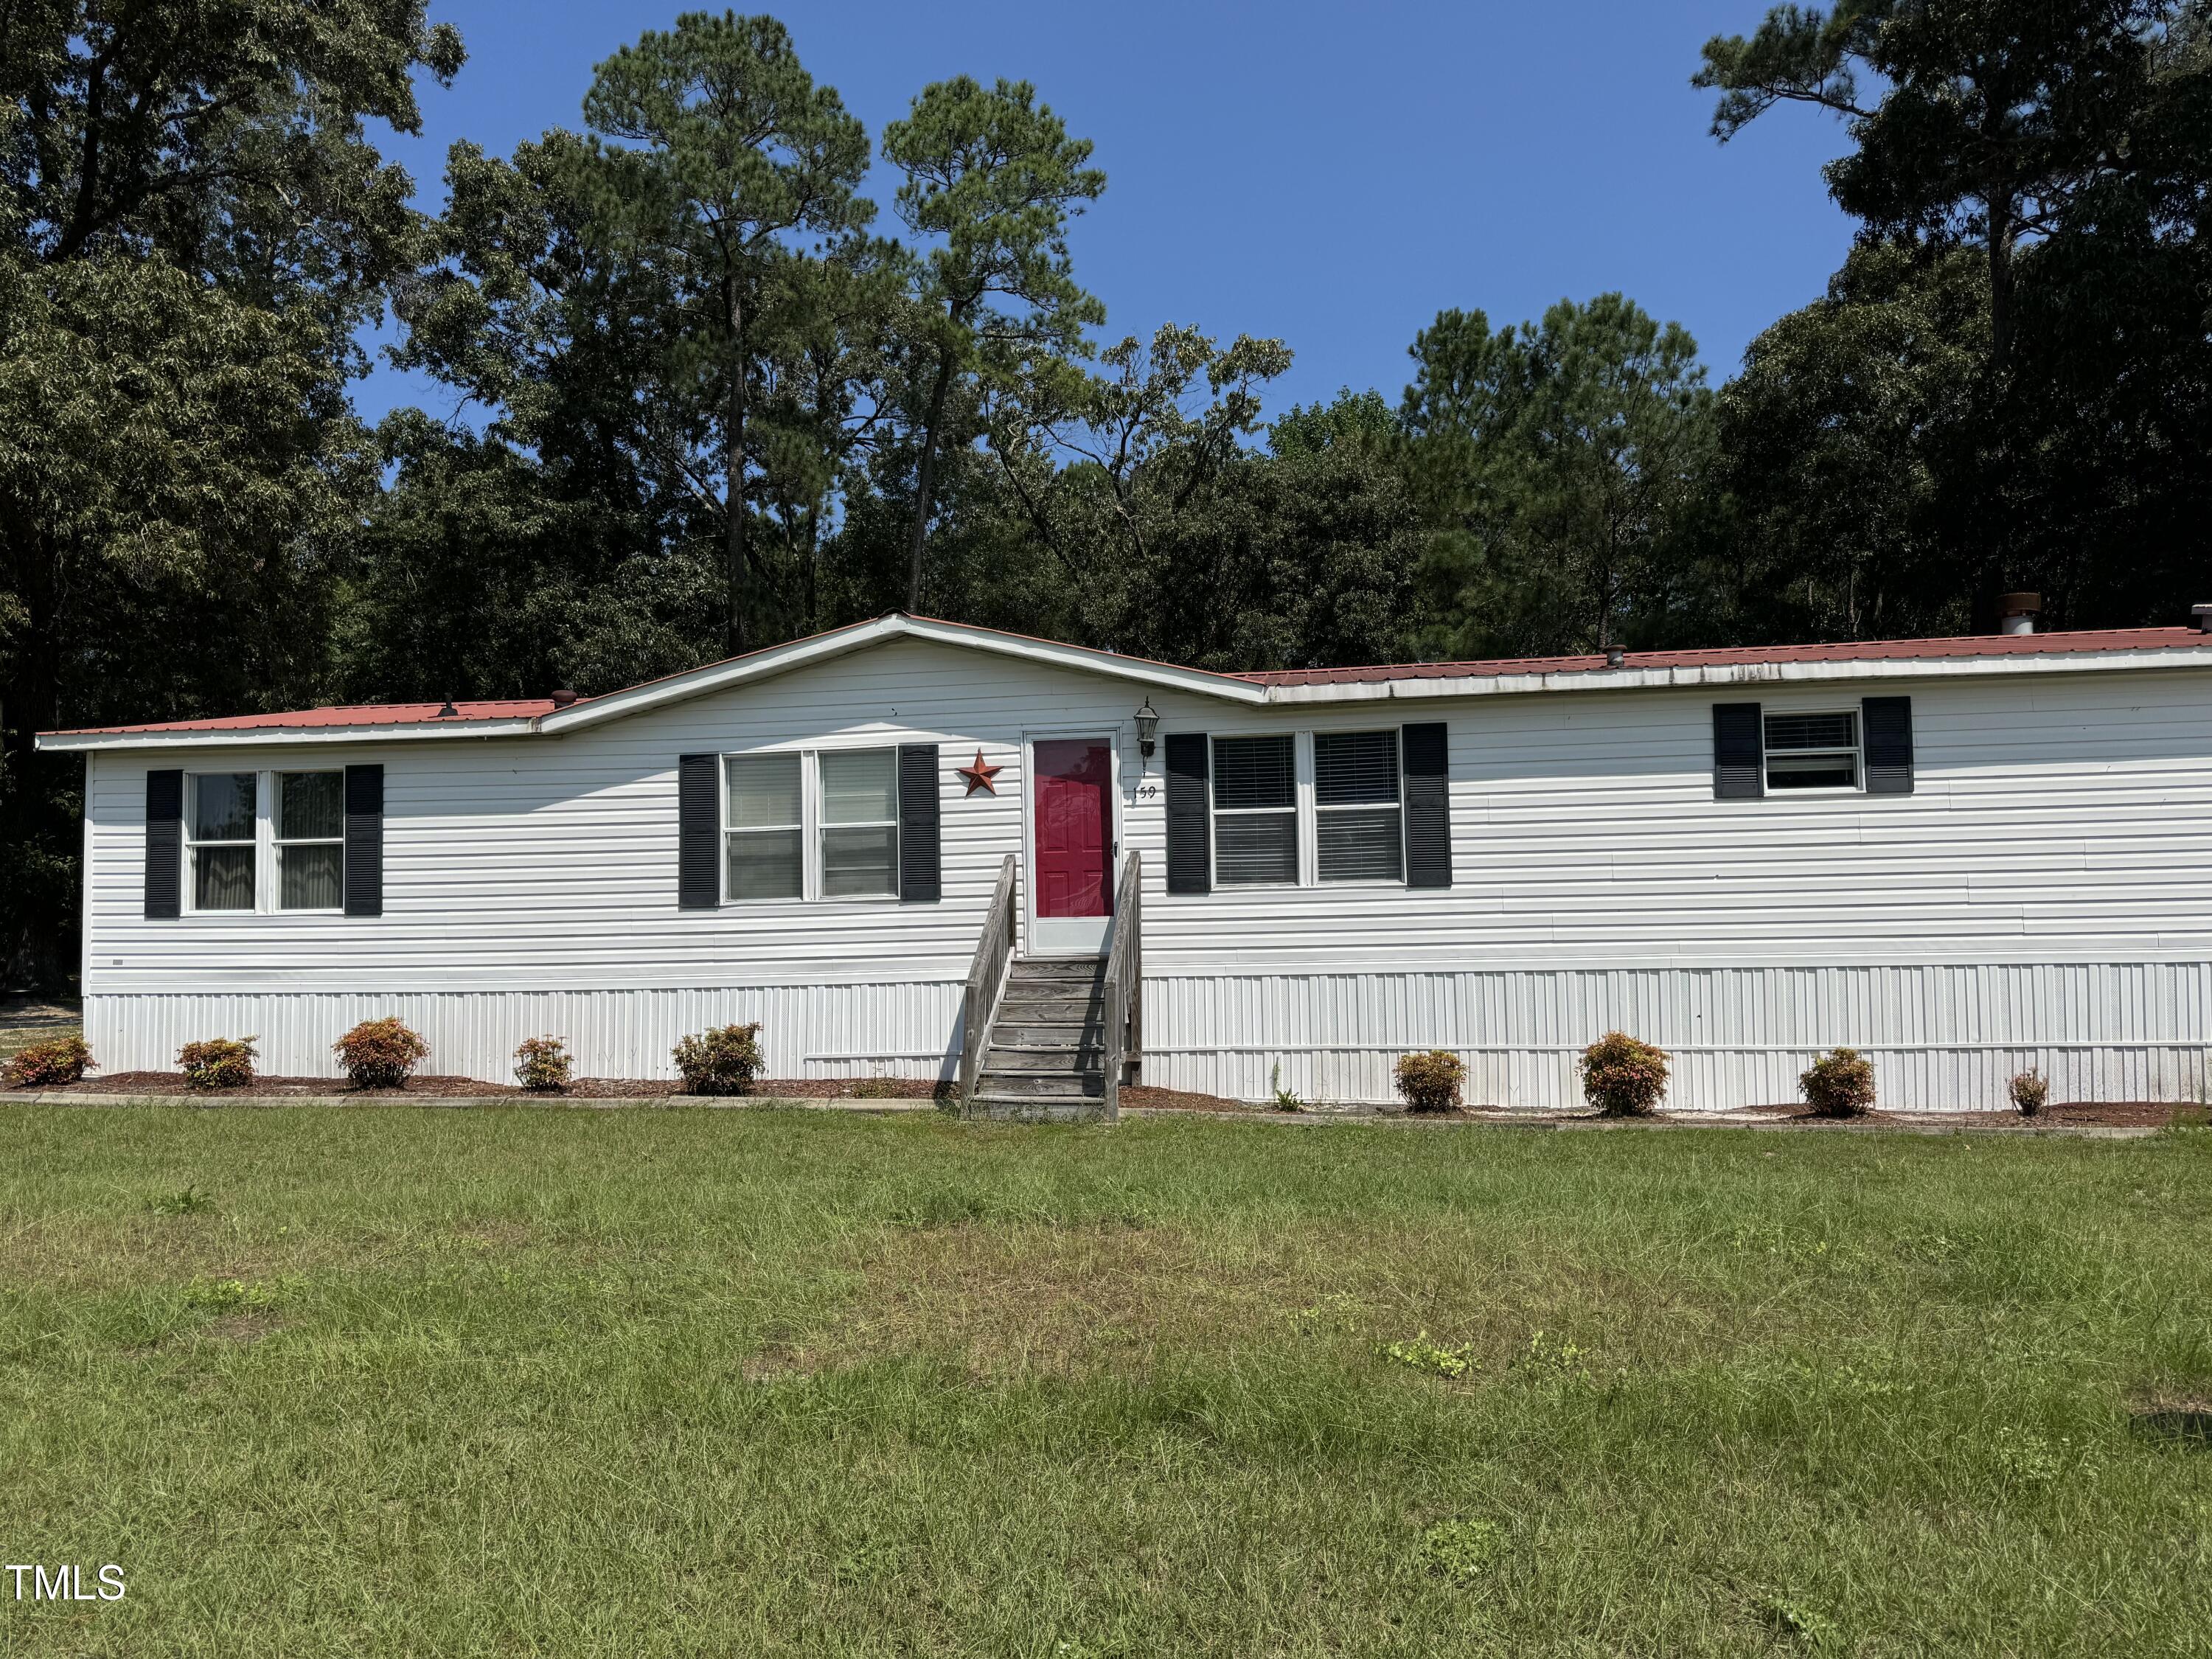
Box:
left=36, top=608, right=2212, bottom=1114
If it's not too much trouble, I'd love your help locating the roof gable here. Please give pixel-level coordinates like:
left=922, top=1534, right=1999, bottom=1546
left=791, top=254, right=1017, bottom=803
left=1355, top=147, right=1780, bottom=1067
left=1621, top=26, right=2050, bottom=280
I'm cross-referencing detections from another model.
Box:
left=537, top=613, right=1267, bottom=736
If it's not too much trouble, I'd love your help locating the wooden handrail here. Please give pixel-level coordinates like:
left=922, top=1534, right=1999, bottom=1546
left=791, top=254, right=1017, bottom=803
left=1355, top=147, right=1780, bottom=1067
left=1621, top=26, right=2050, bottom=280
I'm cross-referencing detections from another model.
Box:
left=959, top=853, right=1019, bottom=1109
left=1101, top=850, right=1144, bottom=1119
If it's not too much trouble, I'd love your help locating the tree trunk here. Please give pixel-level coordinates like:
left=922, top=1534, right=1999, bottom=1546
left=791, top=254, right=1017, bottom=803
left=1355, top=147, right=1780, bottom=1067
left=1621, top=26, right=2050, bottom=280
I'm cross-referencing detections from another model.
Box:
left=725, top=284, right=748, bottom=657
left=1986, top=201, right=2015, bottom=378
left=905, top=349, right=956, bottom=613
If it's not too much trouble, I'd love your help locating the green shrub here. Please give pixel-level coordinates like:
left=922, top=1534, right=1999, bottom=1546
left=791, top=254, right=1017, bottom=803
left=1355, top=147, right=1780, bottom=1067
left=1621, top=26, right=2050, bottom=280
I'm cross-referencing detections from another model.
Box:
left=513, top=1036, right=572, bottom=1093
left=3, top=1034, right=91, bottom=1088
left=673, top=1023, right=764, bottom=1095
left=2009, top=1070, right=2049, bottom=1118
left=179, top=1037, right=257, bottom=1091
left=1393, top=1050, right=1464, bottom=1114
left=1270, top=1061, right=1307, bottom=1112
left=333, top=1018, right=429, bottom=1090
left=1579, top=1031, right=1670, bottom=1116
left=1801, top=1047, right=1877, bottom=1118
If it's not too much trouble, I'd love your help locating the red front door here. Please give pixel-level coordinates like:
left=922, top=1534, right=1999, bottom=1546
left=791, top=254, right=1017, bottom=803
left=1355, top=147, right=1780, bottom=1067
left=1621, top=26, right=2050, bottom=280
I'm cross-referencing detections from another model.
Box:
left=1033, top=739, right=1114, bottom=921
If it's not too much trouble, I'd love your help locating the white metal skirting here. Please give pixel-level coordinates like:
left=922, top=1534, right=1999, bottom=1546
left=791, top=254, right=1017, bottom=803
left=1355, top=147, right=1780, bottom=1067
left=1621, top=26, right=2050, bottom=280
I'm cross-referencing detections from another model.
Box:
left=85, top=983, right=966, bottom=1087
left=1141, top=961, right=2212, bottom=1110
left=84, top=959, right=2212, bottom=1110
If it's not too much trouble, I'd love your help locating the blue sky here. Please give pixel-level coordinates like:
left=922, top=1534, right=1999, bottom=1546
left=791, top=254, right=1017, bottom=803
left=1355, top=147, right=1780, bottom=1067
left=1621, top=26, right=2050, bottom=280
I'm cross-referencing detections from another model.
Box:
left=358, top=0, right=1856, bottom=428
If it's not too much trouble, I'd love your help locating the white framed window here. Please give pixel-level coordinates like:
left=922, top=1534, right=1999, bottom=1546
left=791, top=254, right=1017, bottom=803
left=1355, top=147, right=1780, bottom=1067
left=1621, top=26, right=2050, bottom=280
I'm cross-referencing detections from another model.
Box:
left=1211, top=734, right=1298, bottom=886
left=1314, top=730, right=1404, bottom=882
left=187, top=772, right=257, bottom=911
left=819, top=748, right=899, bottom=899
left=724, top=753, right=804, bottom=901
left=274, top=771, right=344, bottom=911
left=1764, top=711, right=1860, bottom=791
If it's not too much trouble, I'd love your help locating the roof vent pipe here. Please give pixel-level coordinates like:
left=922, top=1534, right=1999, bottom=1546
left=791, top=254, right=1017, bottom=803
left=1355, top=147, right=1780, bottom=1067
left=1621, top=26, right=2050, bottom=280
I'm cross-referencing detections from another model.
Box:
left=2193, top=604, right=2212, bottom=635
left=549, top=687, right=580, bottom=708
left=1997, top=592, right=2041, bottom=635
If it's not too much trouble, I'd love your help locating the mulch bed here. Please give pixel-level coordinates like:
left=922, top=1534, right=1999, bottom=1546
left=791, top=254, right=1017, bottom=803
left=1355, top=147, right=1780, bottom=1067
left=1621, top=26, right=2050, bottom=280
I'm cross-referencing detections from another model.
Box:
left=10, top=1074, right=2188, bottom=1127
left=1120, top=1085, right=1260, bottom=1113
left=35, top=1072, right=946, bottom=1102
left=1721, top=1100, right=2181, bottom=1129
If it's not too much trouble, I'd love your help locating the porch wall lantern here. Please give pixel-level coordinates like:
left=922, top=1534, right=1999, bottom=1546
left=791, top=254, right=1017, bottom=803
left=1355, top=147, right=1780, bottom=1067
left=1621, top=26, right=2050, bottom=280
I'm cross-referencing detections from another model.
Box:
left=1134, top=700, right=1160, bottom=759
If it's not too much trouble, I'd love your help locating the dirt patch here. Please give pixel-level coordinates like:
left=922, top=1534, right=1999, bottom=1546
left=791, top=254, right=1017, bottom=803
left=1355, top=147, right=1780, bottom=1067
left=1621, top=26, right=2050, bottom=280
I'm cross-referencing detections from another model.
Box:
left=2129, top=1389, right=2212, bottom=1446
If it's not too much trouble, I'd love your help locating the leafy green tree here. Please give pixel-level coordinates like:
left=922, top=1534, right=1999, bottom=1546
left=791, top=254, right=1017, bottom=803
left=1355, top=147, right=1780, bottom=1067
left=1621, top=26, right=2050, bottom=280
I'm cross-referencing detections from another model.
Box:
left=1697, top=1, right=2212, bottom=622
left=881, top=76, right=1105, bottom=611
left=936, top=326, right=1420, bottom=669
left=1402, top=295, right=1717, bottom=658
left=0, top=0, right=462, bottom=985
left=1713, top=243, right=1989, bottom=641
left=1268, top=388, right=1399, bottom=459
left=573, top=11, right=873, bottom=653
left=1695, top=0, right=2194, bottom=371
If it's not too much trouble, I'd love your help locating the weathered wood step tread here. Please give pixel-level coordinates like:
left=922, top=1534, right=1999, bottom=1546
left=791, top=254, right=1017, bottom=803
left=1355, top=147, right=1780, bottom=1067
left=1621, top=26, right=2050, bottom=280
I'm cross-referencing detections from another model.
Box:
left=986, top=1054, right=1106, bottom=1074
left=975, top=1074, right=1107, bottom=1096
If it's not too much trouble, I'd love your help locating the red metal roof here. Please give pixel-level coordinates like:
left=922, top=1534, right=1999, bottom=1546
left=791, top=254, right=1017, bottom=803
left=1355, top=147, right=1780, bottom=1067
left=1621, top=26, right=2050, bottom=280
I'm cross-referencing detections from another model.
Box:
left=37, top=622, right=2212, bottom=737
left=44, top=699, right=557, bottom=737
left=1231, top=627, right=2212, bottom=686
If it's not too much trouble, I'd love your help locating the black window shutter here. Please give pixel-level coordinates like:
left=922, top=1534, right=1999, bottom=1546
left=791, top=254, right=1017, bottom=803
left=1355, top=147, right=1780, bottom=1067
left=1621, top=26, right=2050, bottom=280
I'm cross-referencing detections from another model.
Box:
left=145, top=769, right=182, bottom=919
left=678, top=754, right=720, bottom=911
left=1164, top=732, right=1211, bottom=895
left=343, top=764, right=384, bottom=917
left=1401, top=721, right=1453, bottom=888
left=897, top=742, right=941, bottom=901
left=1713, top=703, right=1764, bottom=799
left=1862, top=696, right=1914, bottom=795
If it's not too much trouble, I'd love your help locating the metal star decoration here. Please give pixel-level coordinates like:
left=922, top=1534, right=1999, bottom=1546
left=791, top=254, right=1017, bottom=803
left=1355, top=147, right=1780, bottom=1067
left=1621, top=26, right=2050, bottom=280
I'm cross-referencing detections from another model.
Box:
left=956, top=749, right=1003, bottom=796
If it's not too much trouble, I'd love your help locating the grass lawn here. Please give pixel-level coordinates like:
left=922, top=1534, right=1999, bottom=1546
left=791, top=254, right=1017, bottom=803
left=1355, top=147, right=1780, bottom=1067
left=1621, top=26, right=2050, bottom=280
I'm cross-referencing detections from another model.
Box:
left=2, top=1107, right=2209, bottom=1655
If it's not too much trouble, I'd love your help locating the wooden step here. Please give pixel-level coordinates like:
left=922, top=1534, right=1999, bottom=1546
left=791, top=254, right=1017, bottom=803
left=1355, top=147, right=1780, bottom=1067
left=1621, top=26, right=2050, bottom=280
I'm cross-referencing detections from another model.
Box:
left=999, top=993, right=1105, bottom=1014
left=964, top=1093, right=1113, bottom=1121
left=975, top=1070, right=1105, bottom=1097
left=995, top=1020, right=1106, bottom=1047
left=986, top=1046, right=1105, bottom=1074
left=997, top=1004, right=1105, bottom=1029
left=1009, top=959, right=1108, bottom=981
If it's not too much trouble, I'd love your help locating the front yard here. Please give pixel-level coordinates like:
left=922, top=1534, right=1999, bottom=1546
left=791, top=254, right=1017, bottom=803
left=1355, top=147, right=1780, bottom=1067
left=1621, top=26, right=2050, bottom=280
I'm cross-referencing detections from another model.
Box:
left=2, top=1105, right=2208, bottom=1655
